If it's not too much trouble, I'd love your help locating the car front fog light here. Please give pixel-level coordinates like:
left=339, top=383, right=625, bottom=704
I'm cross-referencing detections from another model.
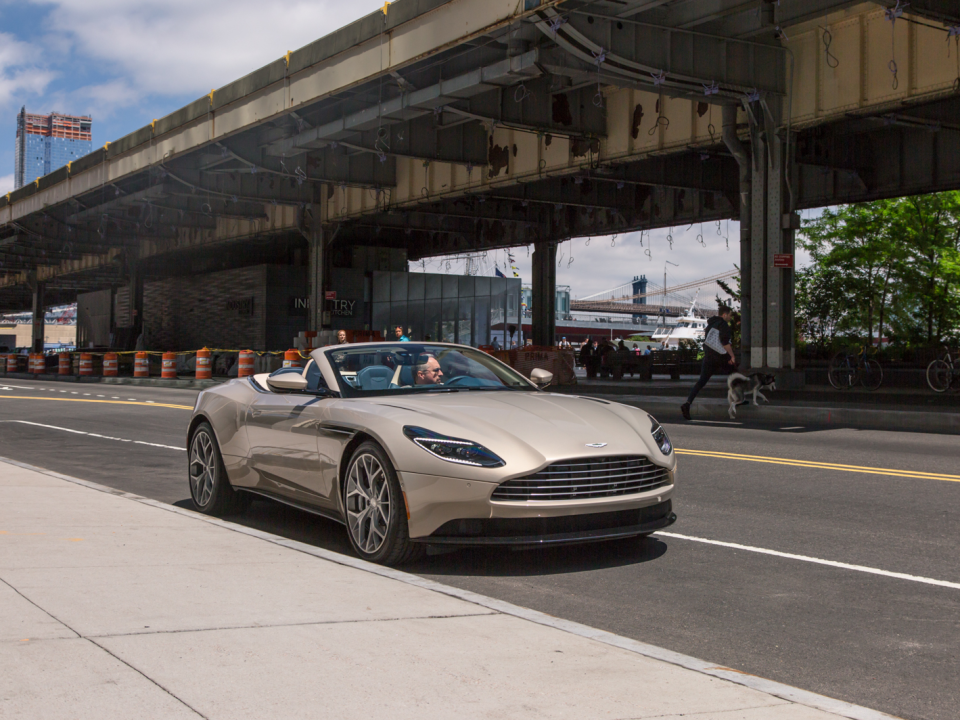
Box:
left=403, top=426, right=505, bottom=468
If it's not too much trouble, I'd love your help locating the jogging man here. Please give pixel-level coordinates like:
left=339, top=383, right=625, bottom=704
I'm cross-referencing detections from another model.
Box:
left=680, top=305, right=736, bottom=420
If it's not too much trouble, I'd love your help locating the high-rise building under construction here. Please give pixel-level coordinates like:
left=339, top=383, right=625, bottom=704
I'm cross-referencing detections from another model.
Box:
left=14, top=107, right=93, bottom=189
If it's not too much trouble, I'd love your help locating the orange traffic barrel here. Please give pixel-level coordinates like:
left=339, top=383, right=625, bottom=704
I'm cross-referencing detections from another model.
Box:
left=238, top=350, right=255, bottom=377
left=196, top=348, right=212, bottom=380
left=27, top=354, right=35, bottom=373
left=31, top=353, right=45, bottom=374
left=134, top=352, right=149, bottom=378
left=161, top=352, right=177, bottom=379
left=6, top=354, right=16, bottom=373
left=58, top=353, right=71, bottom=375
left=103, top=353, right=118, bottom=377
left=283, top=349, right=302, bottom=368
left=79, top=353, right=94, bottom=376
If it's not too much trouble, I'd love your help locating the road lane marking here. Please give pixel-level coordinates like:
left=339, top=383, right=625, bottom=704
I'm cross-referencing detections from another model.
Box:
left=7, top=421, right=185, bottom=451
left=0, top=395, right=192, bottom=410
left=780, top=426, right=805, bottom=431
left=656, top=531, right=960, bottom=591
left=676, top=449, right=960, bottom=483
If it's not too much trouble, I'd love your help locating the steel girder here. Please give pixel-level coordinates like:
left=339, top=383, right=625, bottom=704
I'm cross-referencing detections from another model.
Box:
left=531, top=5, right=787, bottom=98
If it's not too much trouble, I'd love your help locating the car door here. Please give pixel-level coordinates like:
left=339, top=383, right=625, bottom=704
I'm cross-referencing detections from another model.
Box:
left=245, top=370, right=332, bottom=508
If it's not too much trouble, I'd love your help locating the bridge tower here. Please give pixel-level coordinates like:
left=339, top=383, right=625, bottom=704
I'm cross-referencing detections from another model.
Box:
left=631, top=276, right=648, bottom=319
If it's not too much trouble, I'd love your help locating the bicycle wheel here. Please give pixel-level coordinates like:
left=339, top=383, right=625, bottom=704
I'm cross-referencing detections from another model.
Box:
left=828, top=352, right=859, bottom=390
left=926, top=359, right=952, bottom=393
left=861, top=359, right=883, bottom=391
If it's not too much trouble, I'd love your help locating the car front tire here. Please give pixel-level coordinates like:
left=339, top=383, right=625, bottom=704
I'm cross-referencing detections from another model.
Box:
left=343, top=441, right=422, bottom=566
left=188, top=421, right=250, bottom=516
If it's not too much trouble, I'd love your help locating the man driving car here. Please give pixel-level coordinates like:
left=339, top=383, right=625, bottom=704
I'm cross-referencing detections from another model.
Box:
left=413, top=354, right=444, bottom=385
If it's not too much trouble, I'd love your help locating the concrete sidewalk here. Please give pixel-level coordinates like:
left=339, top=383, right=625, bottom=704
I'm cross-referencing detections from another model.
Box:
left=0, top=458, right=897, bottom=720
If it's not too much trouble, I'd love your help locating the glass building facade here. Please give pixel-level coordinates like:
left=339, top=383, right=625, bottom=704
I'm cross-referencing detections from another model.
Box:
left=372, top=271, right=522, bottom=347
left=14, top=108, right=93, bottom=189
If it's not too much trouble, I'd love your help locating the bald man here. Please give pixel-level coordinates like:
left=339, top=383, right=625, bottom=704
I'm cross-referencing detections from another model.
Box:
left=413, top=355, right=444, bottom=385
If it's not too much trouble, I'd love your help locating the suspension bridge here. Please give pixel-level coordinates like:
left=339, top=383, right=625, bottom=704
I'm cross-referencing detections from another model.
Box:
left=570, top=270, right=739, bottom=317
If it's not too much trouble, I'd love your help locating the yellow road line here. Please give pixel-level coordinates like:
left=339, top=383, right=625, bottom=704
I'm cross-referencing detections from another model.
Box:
left=676, top=449, right=960, bottom=483
left=0, top=396, right=192, bottom=411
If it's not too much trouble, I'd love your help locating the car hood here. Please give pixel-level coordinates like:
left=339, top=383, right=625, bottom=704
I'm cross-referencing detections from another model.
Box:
left=361, top=391, right=672, bottom=469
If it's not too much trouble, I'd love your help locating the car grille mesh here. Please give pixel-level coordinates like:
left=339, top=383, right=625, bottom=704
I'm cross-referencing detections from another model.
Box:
left=491, top=456, right=670, bottom=502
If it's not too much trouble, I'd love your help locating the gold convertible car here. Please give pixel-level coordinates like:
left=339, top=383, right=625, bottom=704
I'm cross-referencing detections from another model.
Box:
left=187, top=342, right=676, bottom=565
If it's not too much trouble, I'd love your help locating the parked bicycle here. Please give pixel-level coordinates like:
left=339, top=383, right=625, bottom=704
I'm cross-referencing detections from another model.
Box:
left=926, top=347, right=960, bottom=393
left=828, top=344, right=883, bottom=391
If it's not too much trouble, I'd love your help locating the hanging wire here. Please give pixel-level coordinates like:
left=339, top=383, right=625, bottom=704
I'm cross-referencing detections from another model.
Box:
left=666, top=226, right=674, bottom=250
left=820, top=26, right=840, bottom=68
left=611, top=233, right=617, bottom=247
left=697, top=222, right=706, bottom=247
left=885, top=0, right=907, bottom=90
left=592, top=47, right=606, bottom=108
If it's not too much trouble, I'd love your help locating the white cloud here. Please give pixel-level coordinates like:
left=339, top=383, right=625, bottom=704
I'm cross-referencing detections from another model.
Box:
left=0, top=174, right=14, bottom=194
left=0, top=32, right=56, bottom=107
left=28, top=0, right=388, bottom=101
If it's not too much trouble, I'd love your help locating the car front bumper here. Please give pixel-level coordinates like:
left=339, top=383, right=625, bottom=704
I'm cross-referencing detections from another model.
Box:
left=399, top=470, right=675, bottom=545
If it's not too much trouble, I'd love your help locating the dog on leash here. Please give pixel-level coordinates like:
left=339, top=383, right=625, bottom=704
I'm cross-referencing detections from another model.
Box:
left=727, top=372, right=777, bottom=418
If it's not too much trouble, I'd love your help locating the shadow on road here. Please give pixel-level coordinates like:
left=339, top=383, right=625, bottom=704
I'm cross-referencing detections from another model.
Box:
left=172, top=497, right=669, bottom=577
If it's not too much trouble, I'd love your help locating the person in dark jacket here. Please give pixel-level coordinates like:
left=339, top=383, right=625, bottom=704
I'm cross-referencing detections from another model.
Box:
left=680, top=305, right=736, bottom=420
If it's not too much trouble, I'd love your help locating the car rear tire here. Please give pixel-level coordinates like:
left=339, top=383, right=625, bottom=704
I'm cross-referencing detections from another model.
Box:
left=188, top=422, right=250, bottom=516
left=344, top=441, right=422, bottom=566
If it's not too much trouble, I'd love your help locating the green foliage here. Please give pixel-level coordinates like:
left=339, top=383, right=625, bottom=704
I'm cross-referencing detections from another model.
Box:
left=798, top=192, right=960, bottom=350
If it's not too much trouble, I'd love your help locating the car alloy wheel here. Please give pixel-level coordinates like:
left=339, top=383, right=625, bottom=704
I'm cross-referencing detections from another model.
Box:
left=190, top=429, right=218, bottom=507
left=346, top=452, right=391, bottom=555
left=188, top=422, right=249, bottom=516
left=343, top=441, right=422, bottom=565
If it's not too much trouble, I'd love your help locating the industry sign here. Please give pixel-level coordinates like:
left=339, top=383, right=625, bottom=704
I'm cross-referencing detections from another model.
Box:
left=773, top=254, right=795, bottom=269
left=288, top=297, right=310, bottom=317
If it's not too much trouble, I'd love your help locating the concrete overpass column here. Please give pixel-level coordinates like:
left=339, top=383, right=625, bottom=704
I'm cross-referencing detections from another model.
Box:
left=30, top=278, right=45, bottom=353
left=722, top=104, right=752, bottom=366
left=742, top=98, right=798, bottom=373
left=531, top=240, right=557, bottom=347
left=307, top=206, right=324, bottom=333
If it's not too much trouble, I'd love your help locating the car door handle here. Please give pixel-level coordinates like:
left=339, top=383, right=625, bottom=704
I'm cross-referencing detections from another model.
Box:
left=250, top=409, right=263, bottom=418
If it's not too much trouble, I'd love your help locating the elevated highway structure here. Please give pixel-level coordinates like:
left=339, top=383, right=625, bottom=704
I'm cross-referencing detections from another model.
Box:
left=2, top=0, right=959, bottom=374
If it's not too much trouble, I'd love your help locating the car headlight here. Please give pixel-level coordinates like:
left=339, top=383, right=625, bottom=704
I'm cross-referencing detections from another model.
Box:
left=648, top=415, right=672, bottom=455
left=403, top=426, right=505, bottom=468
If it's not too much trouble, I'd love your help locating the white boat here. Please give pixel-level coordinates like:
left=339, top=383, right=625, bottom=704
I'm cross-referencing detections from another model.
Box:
left=652, top=294, right=707, bottom=349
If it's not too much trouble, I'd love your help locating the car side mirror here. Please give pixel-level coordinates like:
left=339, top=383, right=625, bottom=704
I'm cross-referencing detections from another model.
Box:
left=531, top=368, right=554, bottom=387
left=266, top=374, right=308, bottom=392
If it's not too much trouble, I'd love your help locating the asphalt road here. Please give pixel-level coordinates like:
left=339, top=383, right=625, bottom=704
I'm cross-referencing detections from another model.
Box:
left=1, top=377, right=958, bottom=720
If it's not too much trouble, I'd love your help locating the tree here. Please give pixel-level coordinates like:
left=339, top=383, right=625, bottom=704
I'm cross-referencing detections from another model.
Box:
left=798, top=193, right=960, bottom=348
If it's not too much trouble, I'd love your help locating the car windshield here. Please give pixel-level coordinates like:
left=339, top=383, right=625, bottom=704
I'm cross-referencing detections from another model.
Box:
left=325, top=344, right=534, bottom=397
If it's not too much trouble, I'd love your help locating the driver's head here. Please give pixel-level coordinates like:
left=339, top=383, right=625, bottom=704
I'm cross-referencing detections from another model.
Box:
left=413, top=354, right=443, bottom=385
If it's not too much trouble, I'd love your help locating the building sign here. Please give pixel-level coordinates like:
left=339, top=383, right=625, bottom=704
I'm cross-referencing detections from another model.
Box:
left=325, top=290, right=337, bottom=301
left=773, top=254, right=794, bottom=269
left=328, top=299, right=356, bottom=317
left=227, top=297, right=255, bottom=316
left=288, top=297, right=310, bottom=317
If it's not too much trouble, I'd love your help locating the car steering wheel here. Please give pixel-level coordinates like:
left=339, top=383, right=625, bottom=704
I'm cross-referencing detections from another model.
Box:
left=443, top=376, right=471, bottom=387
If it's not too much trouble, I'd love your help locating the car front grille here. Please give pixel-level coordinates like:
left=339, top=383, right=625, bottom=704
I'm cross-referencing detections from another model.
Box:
left=491, top=455, right=671, bottom=502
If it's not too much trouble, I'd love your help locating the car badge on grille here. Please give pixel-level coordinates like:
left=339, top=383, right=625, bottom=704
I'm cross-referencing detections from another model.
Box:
left=585, top=442, right=607, bottom=448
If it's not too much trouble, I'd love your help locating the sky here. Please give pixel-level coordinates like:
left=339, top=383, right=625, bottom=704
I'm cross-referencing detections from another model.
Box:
left=0, top=0, right=811, bottom=301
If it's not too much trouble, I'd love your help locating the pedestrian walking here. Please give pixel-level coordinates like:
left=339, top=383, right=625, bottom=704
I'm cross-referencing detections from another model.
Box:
left=394, top=325, right=410, bottom=342
left=680, top=305, right=736, bottom=420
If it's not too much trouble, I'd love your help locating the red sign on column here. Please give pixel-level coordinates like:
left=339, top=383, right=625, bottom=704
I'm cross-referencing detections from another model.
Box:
left=324, top=290, right=337, bottom=301
left=773, top=254, right=795, bottom=269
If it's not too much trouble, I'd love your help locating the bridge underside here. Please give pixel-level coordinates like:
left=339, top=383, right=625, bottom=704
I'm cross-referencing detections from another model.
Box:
left=2, top=0, right=959, bottom=367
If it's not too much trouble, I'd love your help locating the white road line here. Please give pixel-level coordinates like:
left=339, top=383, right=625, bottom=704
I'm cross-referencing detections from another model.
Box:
left=7, top=420, right=185, bottom=452
left=111, top=396, right=119, bottom=399
left=656, top=531, right=960, bottom=591
left=781, top=426, right=805, bottom=431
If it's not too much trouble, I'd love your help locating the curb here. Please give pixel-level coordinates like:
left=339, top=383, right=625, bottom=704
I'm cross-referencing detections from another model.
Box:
left=0, top=455, right=902, bottom=720
left=591, top=396, right=960, bottom=435
left=1, top=372, right=224, bottom=389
